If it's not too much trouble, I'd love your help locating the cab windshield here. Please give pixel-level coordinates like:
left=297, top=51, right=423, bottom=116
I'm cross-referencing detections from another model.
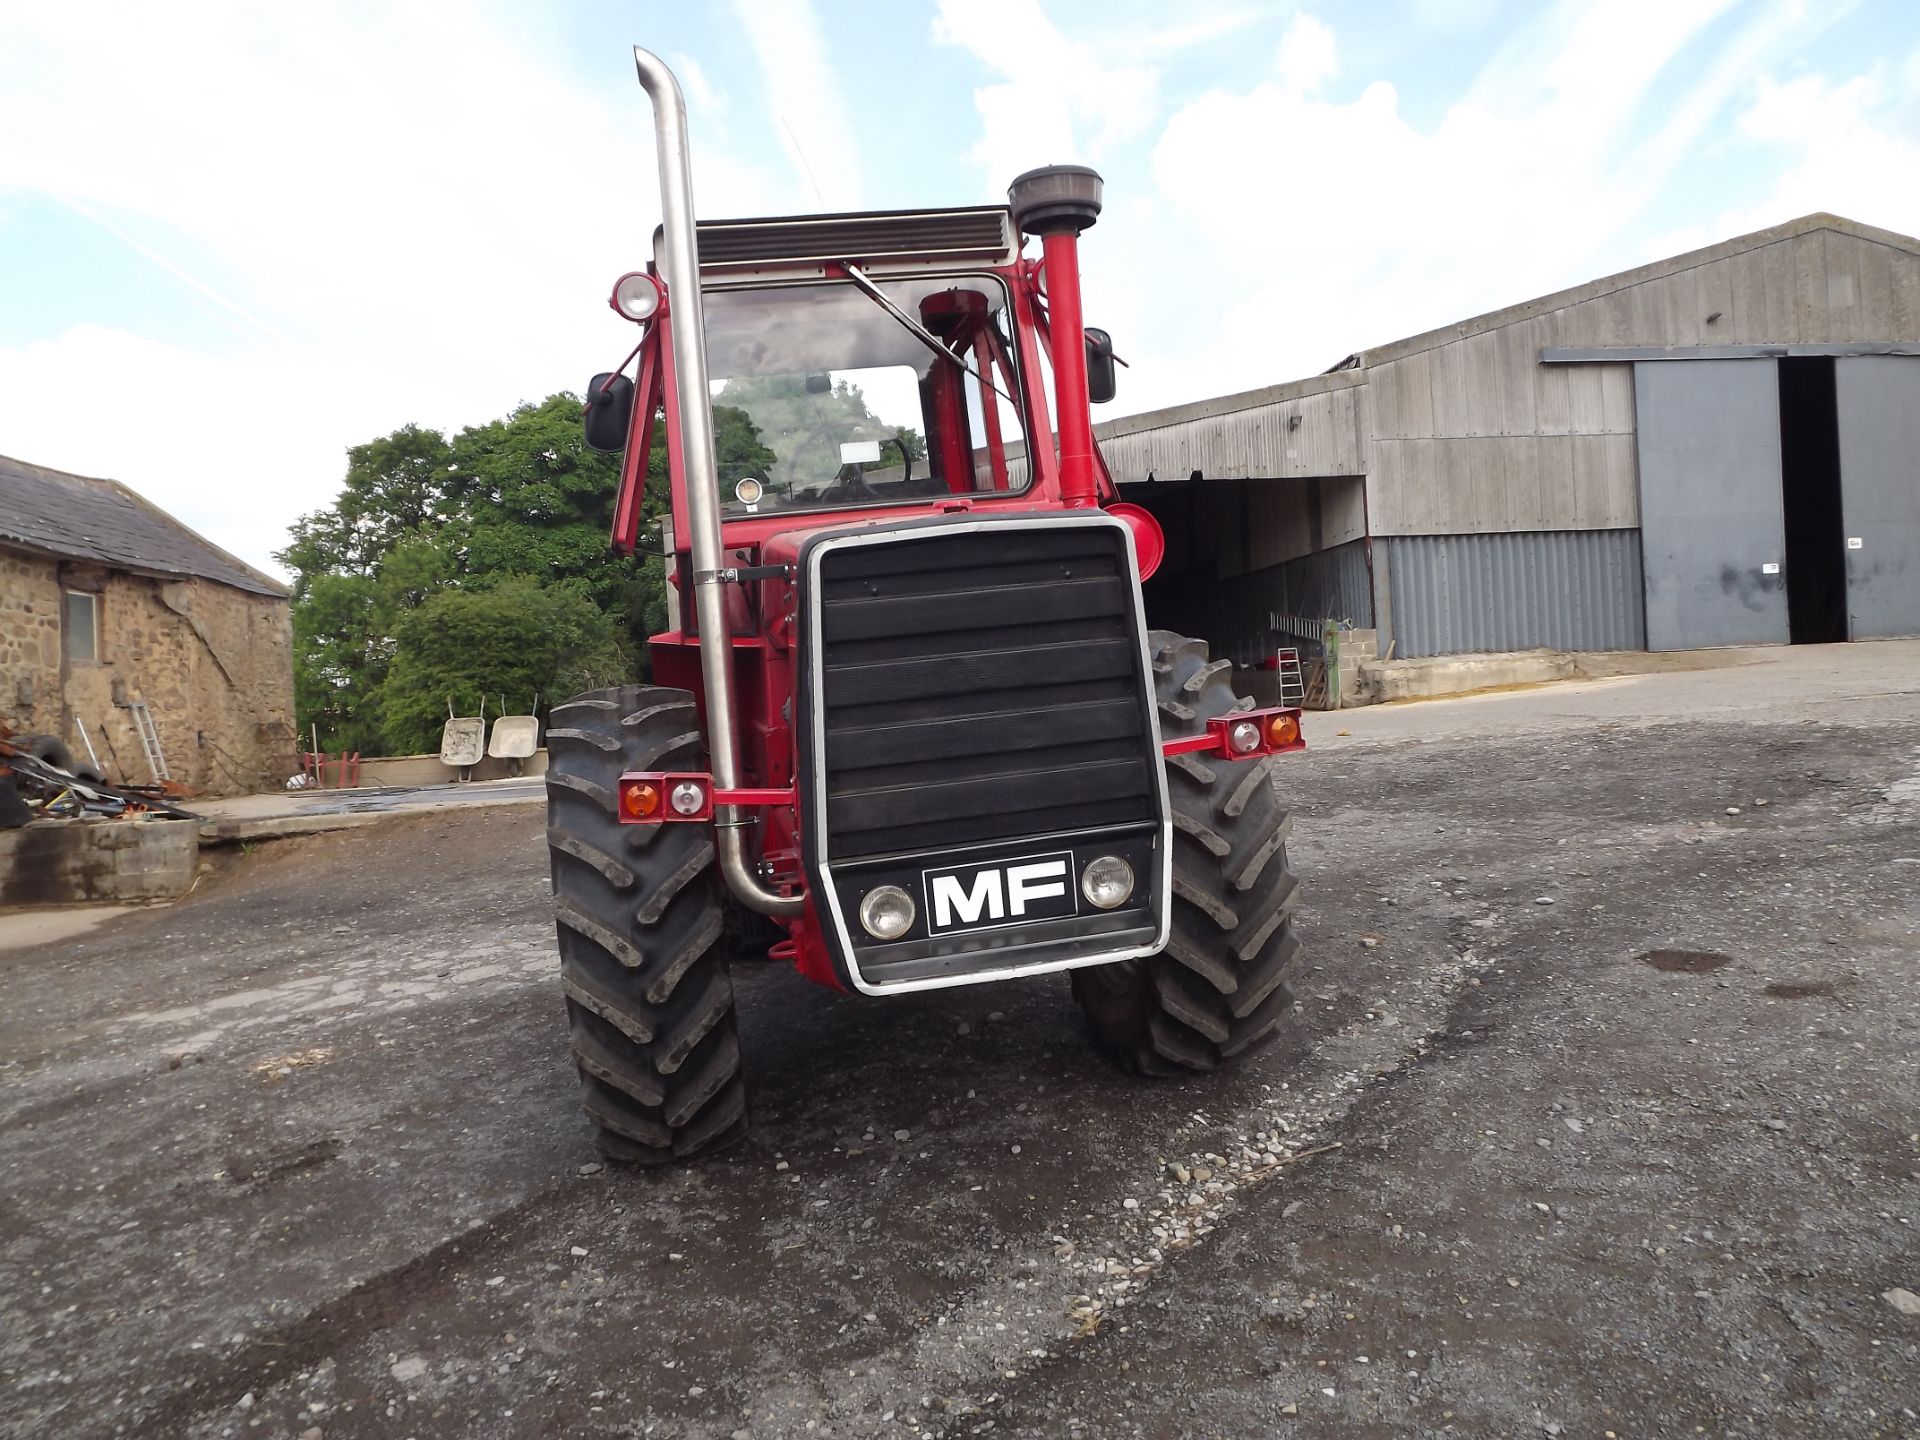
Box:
left=703, top=274, right=1031, bottom=517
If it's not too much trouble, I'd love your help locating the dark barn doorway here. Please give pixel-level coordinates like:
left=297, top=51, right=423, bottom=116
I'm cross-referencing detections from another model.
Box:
left=1778, top=357, right=1848, bottom=644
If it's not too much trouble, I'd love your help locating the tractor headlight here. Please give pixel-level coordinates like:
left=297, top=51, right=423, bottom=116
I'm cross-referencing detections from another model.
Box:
left=858, top=885, right=916, bottom=940
left=611, top=271, right=662, bottom=322
left=1228, top=719, right=1263, bottom=755
left=668, top=779, right=707, bottom=816
left=1080, top=855, right=1135, bottom=910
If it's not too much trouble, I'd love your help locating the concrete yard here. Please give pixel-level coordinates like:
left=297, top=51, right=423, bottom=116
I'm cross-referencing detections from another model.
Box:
left=2, top=641, right=1917, bottom=1438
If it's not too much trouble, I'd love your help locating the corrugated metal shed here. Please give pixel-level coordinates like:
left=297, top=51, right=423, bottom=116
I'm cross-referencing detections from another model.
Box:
left=1214, top=538, right=1374, bottom=664
left=1379, top=530, right=1645, bottom=658
left=1095, top=213, right=1920, bottom=536
left=1091, top=212, right=1920, bottom=661
left=1097, top=371, right=1366, bottom=482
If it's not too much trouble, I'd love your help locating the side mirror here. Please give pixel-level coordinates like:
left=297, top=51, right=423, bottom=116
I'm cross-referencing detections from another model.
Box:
left=804, top=372, right=834, bottom=395
left=1085, top=328, right=1117, bottom=404
left=584, top=373, right=636, bottom=452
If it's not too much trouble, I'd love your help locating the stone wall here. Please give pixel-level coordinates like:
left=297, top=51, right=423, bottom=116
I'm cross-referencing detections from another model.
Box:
left=0, top=544, right=295, bottom=796
left=0, top=548, right=63, bottom=732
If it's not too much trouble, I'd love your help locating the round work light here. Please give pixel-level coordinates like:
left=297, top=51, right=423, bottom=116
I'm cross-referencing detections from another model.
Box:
left=858, top=885, right=916, bottom=941
left=610, top=271, right=663, bottom=322
left=1080, top=855, right=1135, bottom=910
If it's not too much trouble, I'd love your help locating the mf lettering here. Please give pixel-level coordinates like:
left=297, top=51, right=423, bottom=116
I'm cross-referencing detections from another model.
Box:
left=926, top=855, right=1076, bottom=933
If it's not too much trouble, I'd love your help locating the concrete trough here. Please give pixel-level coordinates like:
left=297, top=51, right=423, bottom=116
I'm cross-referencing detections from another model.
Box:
left=0, top=818, right=198, bottom=906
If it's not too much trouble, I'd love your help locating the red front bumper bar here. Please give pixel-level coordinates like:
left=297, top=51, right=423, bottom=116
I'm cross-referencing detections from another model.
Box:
left=612, top=707, right=1305, bottom=824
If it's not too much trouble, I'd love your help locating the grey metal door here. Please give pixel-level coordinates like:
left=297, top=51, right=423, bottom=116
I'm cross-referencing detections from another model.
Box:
left=1634, top=360, right=1789, bottom=651
left=1835, top=356, right=1920, bottom=639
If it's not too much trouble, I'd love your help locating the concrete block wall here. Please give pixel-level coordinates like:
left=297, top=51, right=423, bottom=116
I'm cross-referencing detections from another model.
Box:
left=0, top=818, right=198, bottom=905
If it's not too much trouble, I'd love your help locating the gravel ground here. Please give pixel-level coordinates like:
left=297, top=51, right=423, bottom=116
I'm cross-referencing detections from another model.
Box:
left=2, top=642, right=1916, bottom=1439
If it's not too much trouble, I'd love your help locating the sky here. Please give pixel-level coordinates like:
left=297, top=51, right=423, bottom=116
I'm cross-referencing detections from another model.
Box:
left=2, top=0, right=1917, bottom=578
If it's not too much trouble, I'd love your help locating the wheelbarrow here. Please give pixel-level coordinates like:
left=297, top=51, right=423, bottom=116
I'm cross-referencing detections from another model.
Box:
left=487, top=693, right=541, bottom=777
left=439, top=697, right=487, bottom=781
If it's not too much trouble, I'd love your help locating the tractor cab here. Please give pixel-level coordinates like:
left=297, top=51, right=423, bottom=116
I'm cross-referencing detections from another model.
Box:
left=588, top=190, right=1127, bottom=558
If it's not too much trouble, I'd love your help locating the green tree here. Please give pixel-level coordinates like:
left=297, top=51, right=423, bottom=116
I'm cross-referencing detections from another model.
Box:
left=446, top=395, right=639, bottom=619
left=279, top=389, right=778, bottom=755
left=280, top=425, right=458, bottom=582
left=379, top=579, right=630, bottom=755
left=288, top=534, right=456, bottom=754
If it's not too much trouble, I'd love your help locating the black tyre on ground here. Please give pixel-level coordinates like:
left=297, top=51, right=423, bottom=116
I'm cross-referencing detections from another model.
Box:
left=18, top=734, right=105, bottom=786
left=21, top=735, right=75, bottom=770
left=544, top=686, right=747, bottom=1161
left=1072, top=630, right=1302, bottom=1074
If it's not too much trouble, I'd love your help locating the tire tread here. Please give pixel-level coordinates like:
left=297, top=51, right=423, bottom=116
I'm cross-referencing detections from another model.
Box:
left=1072, top=631, right=1302, bottom=1076
left=546, top=684, right=747, bottom=1162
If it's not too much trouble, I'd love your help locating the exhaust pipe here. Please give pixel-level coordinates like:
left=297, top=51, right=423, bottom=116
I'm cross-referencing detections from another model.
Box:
left=632, top=47, right=802, bottom=919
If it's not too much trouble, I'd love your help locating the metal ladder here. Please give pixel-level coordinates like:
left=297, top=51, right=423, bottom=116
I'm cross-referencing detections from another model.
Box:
left=1274, top=648, right=1307, bottom=708
left=128, top=700, right=170, bottom=781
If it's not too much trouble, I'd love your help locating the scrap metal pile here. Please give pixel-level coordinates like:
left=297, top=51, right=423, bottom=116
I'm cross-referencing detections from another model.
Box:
left=0, top=733, right=198, bottom=828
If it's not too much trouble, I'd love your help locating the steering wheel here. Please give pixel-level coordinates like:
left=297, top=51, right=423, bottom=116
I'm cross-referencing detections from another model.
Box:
left=885, top=433, right=912, bottom=486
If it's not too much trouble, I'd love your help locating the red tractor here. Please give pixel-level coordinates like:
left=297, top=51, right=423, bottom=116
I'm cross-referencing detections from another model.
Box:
left=547, top=49, right=1306, bottom=1162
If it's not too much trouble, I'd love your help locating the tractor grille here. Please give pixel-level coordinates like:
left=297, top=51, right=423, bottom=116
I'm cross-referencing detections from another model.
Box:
left=809, top=520, right=1159, bottom=862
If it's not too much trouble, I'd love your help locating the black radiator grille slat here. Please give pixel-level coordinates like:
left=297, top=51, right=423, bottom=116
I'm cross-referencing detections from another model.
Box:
left=824, top=698, right=1142, bottom=770
left=813, top=523, right=1158, bottom=862
left=831, top=737, right=1147, bottom=801
left=822, top=611, right=1126, bottom=666
left=828, top=676, right=1137, bottom=729
left=826, top=638, right=1134, bottom=706
left=825, top=575, right=1126, bottom=642
left=829, top=756, right=1150, bottom=833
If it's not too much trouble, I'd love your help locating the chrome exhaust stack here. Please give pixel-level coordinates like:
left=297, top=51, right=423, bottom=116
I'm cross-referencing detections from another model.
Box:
left=631, top=48, right=801, bottom=919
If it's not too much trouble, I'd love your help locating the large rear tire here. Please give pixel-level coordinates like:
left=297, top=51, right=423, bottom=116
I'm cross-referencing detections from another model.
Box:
left=544, top=686, right=748, bottom=1162
left=1072, top=631, right=1302, bottom=1074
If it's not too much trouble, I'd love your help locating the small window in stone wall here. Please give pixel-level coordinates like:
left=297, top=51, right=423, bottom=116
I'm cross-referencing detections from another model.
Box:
left=63, top=590, right=98, bottom=662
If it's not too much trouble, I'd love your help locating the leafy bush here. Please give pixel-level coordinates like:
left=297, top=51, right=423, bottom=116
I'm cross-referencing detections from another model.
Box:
left=379, top=579, right=630, bottom=755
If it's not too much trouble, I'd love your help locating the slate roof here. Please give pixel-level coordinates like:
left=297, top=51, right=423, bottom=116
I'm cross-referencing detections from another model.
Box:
left=0, top=453, right=287, bottom=598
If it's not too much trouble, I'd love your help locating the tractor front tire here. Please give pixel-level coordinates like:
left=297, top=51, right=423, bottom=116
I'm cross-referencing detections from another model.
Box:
left=1072, top=631, right=1302, bottom=1075
left=544, top=685, right=747, bottom=1162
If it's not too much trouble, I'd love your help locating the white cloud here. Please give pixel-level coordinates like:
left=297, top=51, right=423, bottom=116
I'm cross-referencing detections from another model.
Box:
left=932, top=0, right=1160, bottom=192
left=931, top=0, right=1789, bottom=410
left=671, top=53, right=729, bottom=128
left=0, top=5, right=786, bottom=575
left=1646, top=66, right=1920, bottom=256
left=1275, top=14, right=1336, bottom=97
left=729, top=0, right=862, bottom=210
left=1096, top=9, right=1267, bottom=62
left=1056, top=0, right=1897, bottom=414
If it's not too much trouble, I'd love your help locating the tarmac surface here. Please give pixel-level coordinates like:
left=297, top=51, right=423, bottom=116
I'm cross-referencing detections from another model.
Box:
left=2, top=640, right=1917, bottom=1439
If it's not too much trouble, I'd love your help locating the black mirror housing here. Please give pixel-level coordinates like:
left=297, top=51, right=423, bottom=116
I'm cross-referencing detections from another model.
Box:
left=584, top=373, right=636, bottom=452
left=1085, top=328, right=1117, bottom=405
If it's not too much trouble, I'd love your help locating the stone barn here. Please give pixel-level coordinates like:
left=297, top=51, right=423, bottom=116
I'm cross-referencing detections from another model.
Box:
left=0, top=454, right=295, bottom=796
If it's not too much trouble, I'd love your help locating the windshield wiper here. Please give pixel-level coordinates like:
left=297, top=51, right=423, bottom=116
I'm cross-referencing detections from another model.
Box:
left=840, top=262, right=1019, bottom=408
